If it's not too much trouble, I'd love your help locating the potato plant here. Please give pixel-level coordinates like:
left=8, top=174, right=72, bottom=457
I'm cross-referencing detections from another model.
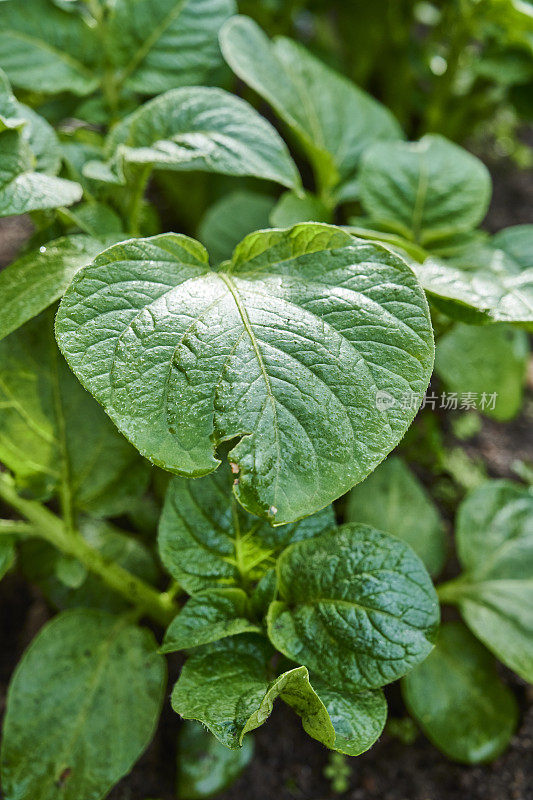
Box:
left=0, top=2, right=531, bottom=799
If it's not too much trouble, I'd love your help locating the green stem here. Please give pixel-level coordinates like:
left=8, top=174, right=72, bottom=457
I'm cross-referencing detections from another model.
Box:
left=348, top=226, right=429, bottom=262
left=0, top=520, right=37, bottom=536
left=128, top=165, right=151, bottom=236
left=436, top=576, right=466, bottom=604
left=0, top=474, right=177, bottom=626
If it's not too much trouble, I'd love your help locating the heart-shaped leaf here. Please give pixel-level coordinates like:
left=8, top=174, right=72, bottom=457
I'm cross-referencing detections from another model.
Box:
left=56, top=224, right=434, bottom=524
left=267, top=524, right=439, bottom=690
left=359, top=135, right=491, bottom=244
left=93, top=87, right=301, bottom=191
left=220, top=16, right=402, bottom=197
left=439, top=480, right=533, bottom=682
left=403, top=621, right=518, bottom=764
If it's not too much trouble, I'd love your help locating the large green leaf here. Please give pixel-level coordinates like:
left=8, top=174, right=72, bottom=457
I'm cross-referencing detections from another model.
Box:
left=176, top=721, right=254, bottom=800
left=219, top=15, right=402, bottom=197
left=161, top=588, right=261, bottom=652
left=0, top=312, right=150, bottom=513
left=0, top=0, right=98, bottom=95
left=416, top=227, right=533, bottom=329
left=1, top=609, right=166, bottom=800
left=267, top=524, right=439, bottom=690
left=439, top=480, right=533, bottom=682
left=435, top=323, right=529, bottom=421
left=359, top=135, right=491, bottom=244
left=95, top=87, right=300, bottom=191
left=56, top=225, right=434, bottom=524
left=108, top=0, right=236, bottom=94
left=171, top=635, right=386, bottom=754
left=0, top=128, right=81, bottom=218
left=403, top=622, right=518, bottom=763
left=158, top=460, right=335, bottom=594
left=0, top=236, right=104, bottom=343
left=346, top=456, right=447, bottom=576
left=198, top=191, right=276, bottom=265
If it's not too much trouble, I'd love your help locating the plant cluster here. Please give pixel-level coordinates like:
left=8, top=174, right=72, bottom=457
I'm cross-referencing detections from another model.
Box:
left=0, top=2, right=531, bottom=799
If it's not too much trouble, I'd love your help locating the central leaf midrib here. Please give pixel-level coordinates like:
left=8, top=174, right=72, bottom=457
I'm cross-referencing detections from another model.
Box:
left=218, top=272, right=281, bottom=504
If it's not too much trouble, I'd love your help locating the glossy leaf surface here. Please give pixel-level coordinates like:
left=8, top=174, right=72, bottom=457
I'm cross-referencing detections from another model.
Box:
left=56, top=225, right=434, bottom=524
left=268, top=524, right=439, bottom=690
left=99, top=87, right=301, bottom=190
left=161, top=588, right=260, bottom=652
left=171, top=635, right=386, bottom=754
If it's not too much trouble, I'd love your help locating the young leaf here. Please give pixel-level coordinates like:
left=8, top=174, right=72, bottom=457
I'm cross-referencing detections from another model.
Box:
left=359, top=135, right=491, bottom=244
left=158, top=460, right=335, bottom=594
left=0, top=609, right=166, bottom=800
left=0, top=312, right=150, bottom=512
left=440, top=480, right=533, bottom=683
left=346, top=456, right=447, bottom=576
left=21, top=517, right=159, bottom=613
left=0, top=0, right=99, bottom=95
left=161, top=588, right=261, bottom=653
left=56, top=225, right=434, bottom=524
left=171, top=635, right=386, bottom=755
left=267, top=524, right=440, bottom=691
left=403, top=622, right=518, bottom=763
left=435, top=323, right=529, bottom=421
left=220, top=16, right=402, bottom=196
left=417, top=228, right=533, bottom=329
left=198, top=191, right=276, bottom=265
left=177, top=721, right=254, bottom=800
left=107, top=0, right=236, bottom=95
left=0, top=236, right=104, bottom=343
left=98, top=87, right=301, bottom=190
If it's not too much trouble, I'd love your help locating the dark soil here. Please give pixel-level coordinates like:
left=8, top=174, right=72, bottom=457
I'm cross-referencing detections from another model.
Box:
left=0, top=161, right=532, bottom=800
